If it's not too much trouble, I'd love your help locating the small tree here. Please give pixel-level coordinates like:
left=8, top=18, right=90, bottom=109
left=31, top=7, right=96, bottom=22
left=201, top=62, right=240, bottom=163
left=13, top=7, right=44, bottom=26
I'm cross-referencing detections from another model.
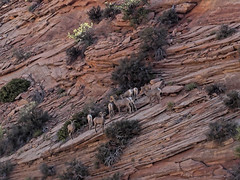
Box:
left=111, top=54, right=153, bottom=91
left=140, top=27, right=167, bottom=60
left=216, top=25, right=236, bottom=40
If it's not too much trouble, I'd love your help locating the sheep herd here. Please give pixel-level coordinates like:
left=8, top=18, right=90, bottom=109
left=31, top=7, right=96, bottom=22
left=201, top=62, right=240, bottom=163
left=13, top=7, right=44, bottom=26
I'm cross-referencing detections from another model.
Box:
left=67, top=85, right=163, bottom=137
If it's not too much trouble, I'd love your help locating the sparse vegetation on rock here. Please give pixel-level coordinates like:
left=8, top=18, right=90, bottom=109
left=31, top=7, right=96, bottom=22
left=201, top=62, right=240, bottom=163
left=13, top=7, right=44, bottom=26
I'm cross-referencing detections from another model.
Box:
left=121, top=0, right=148, bottom=26
left=103, top=2, right=121, bottom=20
left=66, top=46, right=84, bottom=65
left=111, top=54, right=153, bottom=92
left=95, top=120, right=141, bottom=166
left=206, top=120, right=237, bottom=144
left=0, top=78, right=31, bottom=103
left=13, top=48, right=32, bottom=62
left=0, top=161, right=14, bottom=180
left=59, top=160, right=88, bottom=180
left=0, top=103, right=50, bottom=156
left=140, top=27, right=167, bottom=60
left=205, top=83, right=225, bottom=96
left=87, top=6, right=103, bottom=24
left=39, top=163, right=56, bottom=179
left=102, top=172, right=122, bottom=180
left=185, top=82, right=197, bottom=91
left=216, top=24, right=236, bottom=40
left=224, top=91, right=240, bottom=109
left=159, top=9, right=179, bottom=26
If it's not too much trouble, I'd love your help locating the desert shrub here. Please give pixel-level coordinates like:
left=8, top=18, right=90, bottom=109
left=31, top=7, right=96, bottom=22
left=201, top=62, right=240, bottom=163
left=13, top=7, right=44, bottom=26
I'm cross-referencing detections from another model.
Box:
left=103, top=2, right=121, bottom=20
left=39, top=163, right=56, bottom=179
left=121, top=0, right=148, bottom=26
left=167, top=102, right=174, bottom=111
left=102, top=173, right=121, bottom=180
left=87, top=6, right=103, bottom=24
left=0, top=161, right=14, bottom=180
left=111, top=54, right=153, bottom=92
left=67, top=23, right=93, bottom=43
left=205, top=83, right=225, bottom=96
left=13, top=48, right=32, bottom=62
left=140, top=27, right=167, bottom=60
left=57, top=121, right=71, bottom=141
left=185, top=82, right=197, bottom=91
left=0, top=78, right=31, bottom=103
left=59, top=160, right=88, bottom=180
left=105, top=120, right=141, bottom=145
left=159, top=9, right=179, bottom=26
left=95, top=140, right=123, bottom=167
left=206, top=120, right=237, bottom=144
left=0, top=104, right=50, bottom=156
left=224, top=91, right=240, bottom=109
left=66, top=46, right=84, bottom=65
left=216, top=25, right=236, bottom=40
left=95, top=120, right=141, bottom=167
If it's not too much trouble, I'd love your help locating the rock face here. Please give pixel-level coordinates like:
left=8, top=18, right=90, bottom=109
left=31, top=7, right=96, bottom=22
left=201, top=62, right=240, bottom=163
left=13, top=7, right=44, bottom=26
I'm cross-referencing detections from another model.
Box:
left=1, top=0, right=240, bottom=180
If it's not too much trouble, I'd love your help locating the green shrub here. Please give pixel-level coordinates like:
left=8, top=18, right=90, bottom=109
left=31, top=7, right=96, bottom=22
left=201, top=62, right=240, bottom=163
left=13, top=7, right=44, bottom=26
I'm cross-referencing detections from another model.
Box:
left=0, top=161, right=14, bottom=180
left=159, top=9, right=179, bottom=26
left=103, top=2, right=121, bottom=20
left=66, top=46, right=84, bottom=65
left=105, top=120, right=141, bottom=145
left=0, top=78, right=31, bottom=103
left=59, top=160, right=88, bottom=180
left=39, top=163, right=56, bottom=179
left=205, top=83, right=225, bottom=96
left=111, top=54, right=153, bottom=92
left=95, top=120, right=141, bottom=167
left=185, top=82, right=197, bottom=91
left=224, top=91, right=240, bottom=109
left=216, top=25, right=236, bottom=40
left=57, top=121, right=71, bottom=141
left=140, top=27, right=167, bottom=60
left=121, top=0, right=148, bottom=26
left=167, top=102, right=174, bottom=111
left=87, top=6, right=103, bottom=24
left=0, top=104, right=50, bottom=156
left=102, top=173, right=122, bottom=180
left=67, top=23, right=93, bottom=43
left=206, top=120, right=237, bottom=144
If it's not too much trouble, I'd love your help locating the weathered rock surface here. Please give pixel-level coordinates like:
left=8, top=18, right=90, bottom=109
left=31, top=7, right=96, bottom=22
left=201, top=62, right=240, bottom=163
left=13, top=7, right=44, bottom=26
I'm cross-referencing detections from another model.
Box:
left=1, top=0, right=240, bottom=180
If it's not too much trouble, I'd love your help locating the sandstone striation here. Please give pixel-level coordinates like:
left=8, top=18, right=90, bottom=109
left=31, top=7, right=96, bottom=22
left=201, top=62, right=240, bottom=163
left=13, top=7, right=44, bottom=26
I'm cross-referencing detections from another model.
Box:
left=1, top=0, right=240, bottom=179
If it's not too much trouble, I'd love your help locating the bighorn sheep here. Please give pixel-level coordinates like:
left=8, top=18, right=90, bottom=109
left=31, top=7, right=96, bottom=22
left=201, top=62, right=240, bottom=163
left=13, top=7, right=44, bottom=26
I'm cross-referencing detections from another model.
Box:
left=108, top=102, right=114, bottom=120
left=110, top=96, right=133, bottom=113
left=140, top=85, right=162, bottom=105
left=87, top=114, right=93, bottom=130
left=128, top=97, right=137, bottom=112
left=122, top=89, right=134, bottom=98
left=133, top=87, right=138, bottom=100
left=67, top=120, right=76, bottom=139
left=93, top=112, right=105, bottom=133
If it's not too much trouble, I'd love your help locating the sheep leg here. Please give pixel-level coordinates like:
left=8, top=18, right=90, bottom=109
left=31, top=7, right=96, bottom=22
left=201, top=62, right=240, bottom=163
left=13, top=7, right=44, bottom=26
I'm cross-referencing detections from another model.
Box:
left=95, top=124, right=97, bottom=133
left=127, top=104, right=132, bottom=113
